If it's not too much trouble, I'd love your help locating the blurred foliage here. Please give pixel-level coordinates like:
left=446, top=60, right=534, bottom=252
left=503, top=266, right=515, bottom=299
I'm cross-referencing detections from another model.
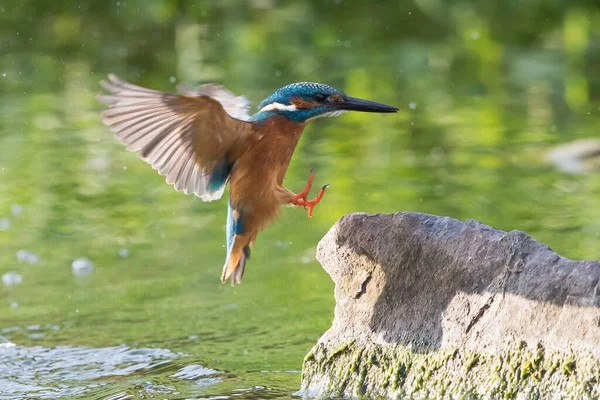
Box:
left=0, top=0, right=599, bottom=398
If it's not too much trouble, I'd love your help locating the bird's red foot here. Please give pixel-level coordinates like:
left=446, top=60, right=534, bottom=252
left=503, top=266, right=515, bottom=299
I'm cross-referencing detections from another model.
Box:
left=290, top=168, right=316, bottom=203
left=291, top=169, right=329, bottom=219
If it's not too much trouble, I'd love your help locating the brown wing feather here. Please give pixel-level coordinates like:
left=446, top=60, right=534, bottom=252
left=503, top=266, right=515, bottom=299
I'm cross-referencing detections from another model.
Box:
left=98, top=74, right=253, bottom=201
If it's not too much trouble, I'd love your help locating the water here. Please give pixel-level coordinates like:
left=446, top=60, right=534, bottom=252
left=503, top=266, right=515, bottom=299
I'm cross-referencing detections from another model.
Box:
left=1, top=1, right=599, bottom=399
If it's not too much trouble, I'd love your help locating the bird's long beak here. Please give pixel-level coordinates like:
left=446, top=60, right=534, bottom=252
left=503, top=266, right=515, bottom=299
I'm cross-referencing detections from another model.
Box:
left=335, top=96, right=398, bottom=113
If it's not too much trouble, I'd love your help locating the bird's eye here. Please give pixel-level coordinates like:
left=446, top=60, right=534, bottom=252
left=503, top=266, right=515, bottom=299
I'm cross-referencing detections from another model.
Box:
left=314, top=93, right=327, bottom=102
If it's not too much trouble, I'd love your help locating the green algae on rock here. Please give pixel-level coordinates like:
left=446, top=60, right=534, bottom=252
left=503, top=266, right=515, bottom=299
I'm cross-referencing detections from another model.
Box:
left=303, top=341, right=599, bottom=399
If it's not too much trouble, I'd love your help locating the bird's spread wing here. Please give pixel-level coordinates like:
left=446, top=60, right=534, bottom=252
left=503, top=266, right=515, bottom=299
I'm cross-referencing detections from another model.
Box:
left=98, top=74, right=254, bottom=201
left=177, top=83, right=252, bottom=121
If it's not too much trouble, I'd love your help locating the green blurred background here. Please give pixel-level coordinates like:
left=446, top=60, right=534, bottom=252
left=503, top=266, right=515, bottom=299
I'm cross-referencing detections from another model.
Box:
left=0, top=0, right=599, bottom=399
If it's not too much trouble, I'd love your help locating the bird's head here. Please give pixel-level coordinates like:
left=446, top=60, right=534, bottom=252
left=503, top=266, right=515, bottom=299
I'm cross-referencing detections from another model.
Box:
left=253, top=82, right=398, bottom=123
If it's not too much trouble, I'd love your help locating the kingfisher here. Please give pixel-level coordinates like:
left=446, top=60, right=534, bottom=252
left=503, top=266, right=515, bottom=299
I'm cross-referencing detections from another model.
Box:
left=98, top=74, right=397, bottom=285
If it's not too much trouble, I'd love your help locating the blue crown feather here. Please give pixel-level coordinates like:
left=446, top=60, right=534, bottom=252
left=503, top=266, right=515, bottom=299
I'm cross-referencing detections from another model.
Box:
left=258, top=82, right=343, bottom=109
left=253, top=82, right=346, bottom=123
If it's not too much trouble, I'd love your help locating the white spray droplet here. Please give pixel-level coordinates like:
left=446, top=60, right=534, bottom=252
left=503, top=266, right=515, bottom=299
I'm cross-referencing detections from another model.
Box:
left=0, top=218, right=10, bottom=231
left=2, top=272, right=23, bottom=287
left=10, top=204, right=23, bottom=216
left=16, top=250, right=40, bottom=265
left=71, top=257, right=95, bottom=277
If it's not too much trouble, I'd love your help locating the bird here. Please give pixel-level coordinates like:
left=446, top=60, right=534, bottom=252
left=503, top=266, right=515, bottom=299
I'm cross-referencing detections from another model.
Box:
left=97, top=74, right=398, bottom=285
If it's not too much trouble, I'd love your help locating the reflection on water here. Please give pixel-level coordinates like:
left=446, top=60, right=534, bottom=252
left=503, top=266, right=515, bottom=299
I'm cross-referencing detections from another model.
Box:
left=1, top=0, right=599, bottom=398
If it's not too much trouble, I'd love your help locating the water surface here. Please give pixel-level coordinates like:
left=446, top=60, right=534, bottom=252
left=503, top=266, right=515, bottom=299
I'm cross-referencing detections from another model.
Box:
left=1, top=1, right=599, bottom=398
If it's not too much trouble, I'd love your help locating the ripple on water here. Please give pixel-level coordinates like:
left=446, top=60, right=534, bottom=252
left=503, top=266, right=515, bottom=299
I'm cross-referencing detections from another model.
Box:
left=0, top=339, right=222, bottom=399
left=170, top=364, right=218, bottom=379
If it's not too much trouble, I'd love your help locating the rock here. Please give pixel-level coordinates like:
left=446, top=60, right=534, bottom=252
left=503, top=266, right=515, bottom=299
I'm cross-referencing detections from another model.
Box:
left=300, top=212, right=600, bottom=400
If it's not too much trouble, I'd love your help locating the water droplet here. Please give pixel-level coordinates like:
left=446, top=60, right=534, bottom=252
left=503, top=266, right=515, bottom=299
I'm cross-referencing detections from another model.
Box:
left=275, top=240, right=289, bottom=249
left=10, top=204, right=22, bottom=216
left=409, top=102, right=417, bottom=110
left=10, top=301, right=18, bottom=309
left=0, top=218, right=11, bottom=231
left=2, top=272, right=23, bottom=287
left=72, top=258, right=94, bottom=277
left=169, top=76, right=176, bottom=83
left=16, top=250, right=40, bottom=265
left=300, top=255, right=312, bottom=264
left=118, top=248, right=130, bottom=258
left=1, top=73, right=6, bottom=78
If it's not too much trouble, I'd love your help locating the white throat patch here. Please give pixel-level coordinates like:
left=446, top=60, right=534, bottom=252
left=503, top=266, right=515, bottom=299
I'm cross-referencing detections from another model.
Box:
left=258, top=102, right=298, bottom=113
left=257, top=102, right=347, bottom=122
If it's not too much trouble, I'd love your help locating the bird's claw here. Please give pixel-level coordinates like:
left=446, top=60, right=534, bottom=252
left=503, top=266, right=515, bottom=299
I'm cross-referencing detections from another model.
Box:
left=291, top=169, right=329, bottom=218
left=305, top=184, right=329, bottom=219
left=294, top=184, right=329, bottom=219
left=291, top=168, right=315, bottom=203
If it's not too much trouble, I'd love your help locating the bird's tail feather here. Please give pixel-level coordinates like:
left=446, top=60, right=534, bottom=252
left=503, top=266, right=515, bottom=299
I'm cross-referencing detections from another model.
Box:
left=230, top=245, right=251, bottom=285
left=221, top=235, right=251, bottom=286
